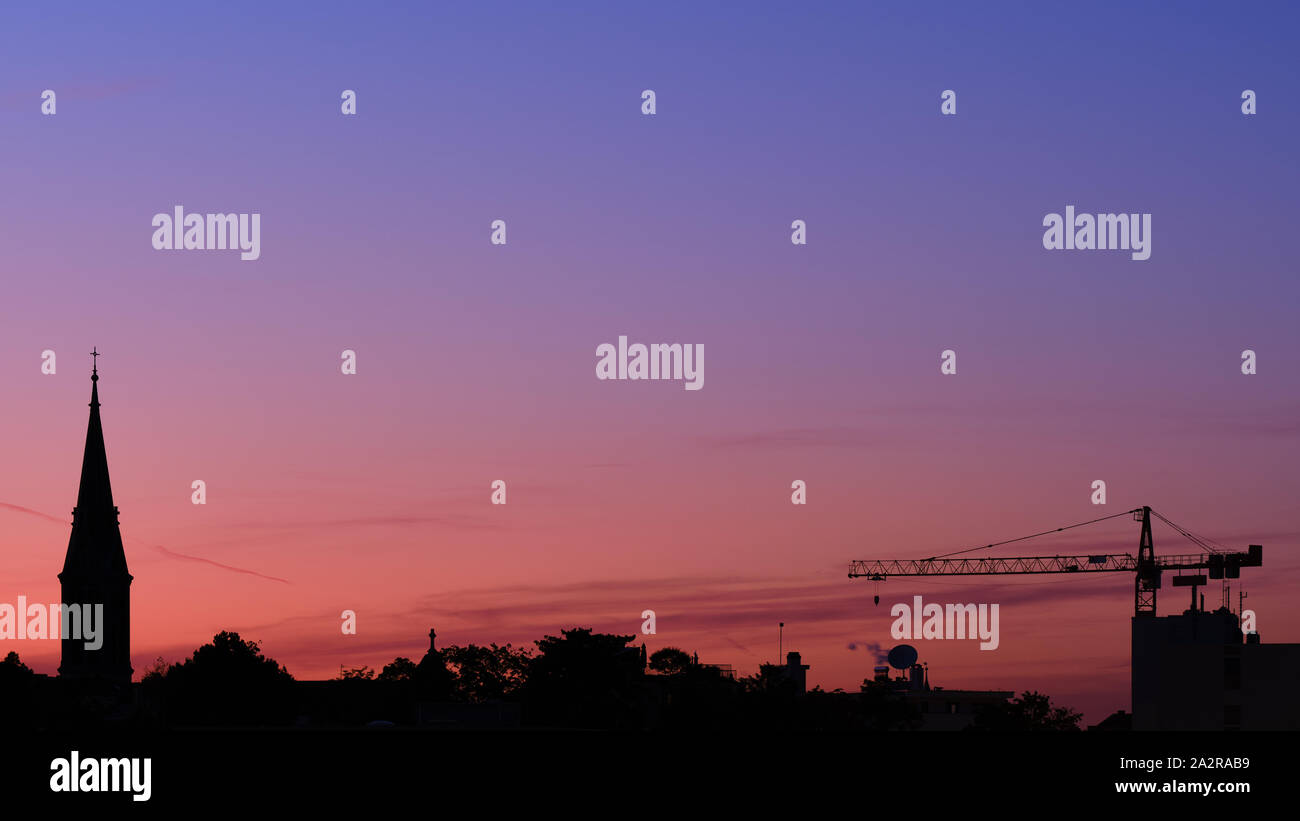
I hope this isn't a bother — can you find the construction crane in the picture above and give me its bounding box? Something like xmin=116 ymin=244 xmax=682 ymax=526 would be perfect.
xmin=848 ymin=506 xmax=1262 ymax=617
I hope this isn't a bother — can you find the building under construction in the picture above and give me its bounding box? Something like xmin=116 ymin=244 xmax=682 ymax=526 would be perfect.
xmin=1133 ymin=604 xmax=1300 ymax=730
xmin=852 ymin=506 xmax=1300 ymax=730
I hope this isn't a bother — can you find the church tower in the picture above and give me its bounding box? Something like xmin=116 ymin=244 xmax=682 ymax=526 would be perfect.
xmin=58 ymin=350 xmax=133 ymax=684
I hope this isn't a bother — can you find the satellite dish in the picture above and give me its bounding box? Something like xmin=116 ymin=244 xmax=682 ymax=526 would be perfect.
xmin=887 ymin=644 xmax=918 ymax=670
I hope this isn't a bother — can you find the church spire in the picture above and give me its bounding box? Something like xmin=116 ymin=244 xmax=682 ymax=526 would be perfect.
xmin=59 ymin=351 xmax=132 ymax=684
xmin=72 ymin=348 xmax=117 ymax=524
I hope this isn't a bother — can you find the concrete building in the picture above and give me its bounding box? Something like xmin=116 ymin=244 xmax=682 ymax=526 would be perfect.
xmin=1132 ymin=606 xmax=1300 ymax=730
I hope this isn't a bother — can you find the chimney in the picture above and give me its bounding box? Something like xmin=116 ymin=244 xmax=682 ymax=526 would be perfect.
xmin=785 ymin=651 xmax=810 ymax=694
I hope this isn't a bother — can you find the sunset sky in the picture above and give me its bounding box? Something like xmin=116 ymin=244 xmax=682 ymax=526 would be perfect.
xmin=1 ymin=2 xmax=1297 ymax=723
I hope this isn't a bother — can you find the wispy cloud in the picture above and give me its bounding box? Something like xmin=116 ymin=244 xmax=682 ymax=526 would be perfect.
xmin=151 ymin=544 xmax=290 ymax=585
xmin=721 ymin=635 xmax=751 ymax=654
xmin=403 ymin=573 xmax=1131 ymax=641
xmin=0 ymin=502 xmax=67 ymax=525
xmin=1 ymin=501 xmax=291 ymax=584
xmin=223 ymin=514 xmax=509 ymax=532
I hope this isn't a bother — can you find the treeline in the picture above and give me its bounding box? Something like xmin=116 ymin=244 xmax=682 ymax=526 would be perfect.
xmin=0 ymin=630 xmax=1082 ymax=731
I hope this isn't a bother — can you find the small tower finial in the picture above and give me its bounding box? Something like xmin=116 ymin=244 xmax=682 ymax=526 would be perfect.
xmin=90 ymin=347 xmax=100 ymax=381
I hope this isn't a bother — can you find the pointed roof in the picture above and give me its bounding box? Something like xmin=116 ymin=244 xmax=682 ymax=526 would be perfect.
xmin=60 ymin=357 xmax=130 ymax=579
xmin=76 ymin=367 xmax=114 ymax=511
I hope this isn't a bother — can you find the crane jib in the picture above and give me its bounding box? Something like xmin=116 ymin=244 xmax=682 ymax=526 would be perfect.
xmin=848 ymin=550 xmax=1260 ymax=578
xmin=847 ymin=509 xmax=1262 ymax=618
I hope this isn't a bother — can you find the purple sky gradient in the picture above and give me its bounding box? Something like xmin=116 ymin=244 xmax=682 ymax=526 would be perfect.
xmin=1 ymin=2 xmax=1297 ymax=722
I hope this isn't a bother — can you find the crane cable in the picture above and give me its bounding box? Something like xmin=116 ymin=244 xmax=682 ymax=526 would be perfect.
xmin=1150 ymin=510 xmax=1226 ymax=554
xmin=916 ymin=507 xmax=1232 ymax=563
xmin=929 ymin=508 xmax=1142 ymax=560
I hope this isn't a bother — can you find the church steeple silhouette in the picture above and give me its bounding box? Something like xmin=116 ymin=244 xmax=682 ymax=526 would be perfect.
xmin=58 ymin=349 xmax=133 ymax=684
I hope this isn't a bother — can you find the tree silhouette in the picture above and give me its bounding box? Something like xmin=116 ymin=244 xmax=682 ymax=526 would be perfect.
xmin=378 ymin=657 xmax=418 ymax=681
xmin=141 ymin=656 xmax=168 ymax=682
xmin=443 ymin=643 xmax=531 ymax=702
xmin=114 ymin=626 xmax=1089 ymax=731
xmin=338 ymin=665 xmax=375 ymax=680
xmin=969 ymin=690 xmax=1083 ymax=731
xmin=524 ymin=628 xmax=645 ymax=728
xmin=652 ymin=658 xmax=743 ymax=729
xmin=0 ymin=652 xmax=36 ymax=730
xmin=742 ymin=663 xmax=799 ymax=697
xmin=151 ymin=631 xmax=296 ymax=726
xmin=1 ymin=651 xmax=32 ymax=676
xmin=648 ymin=647 xmax=693 ymax=676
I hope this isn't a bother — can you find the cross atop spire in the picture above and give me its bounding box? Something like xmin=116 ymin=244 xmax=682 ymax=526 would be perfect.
xmin=90 ymin=347 xmax=99 ymax=381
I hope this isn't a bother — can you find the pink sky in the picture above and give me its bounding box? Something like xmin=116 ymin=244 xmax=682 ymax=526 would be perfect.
xmin=2 ymin=1 xmax=1298 ymax=726
xmin=2 ymin=360 xmax=1296 ymax=723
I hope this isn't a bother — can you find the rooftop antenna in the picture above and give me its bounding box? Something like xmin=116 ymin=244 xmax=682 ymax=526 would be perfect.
xmin=778 ymin=622 xmax=784 ymax=663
